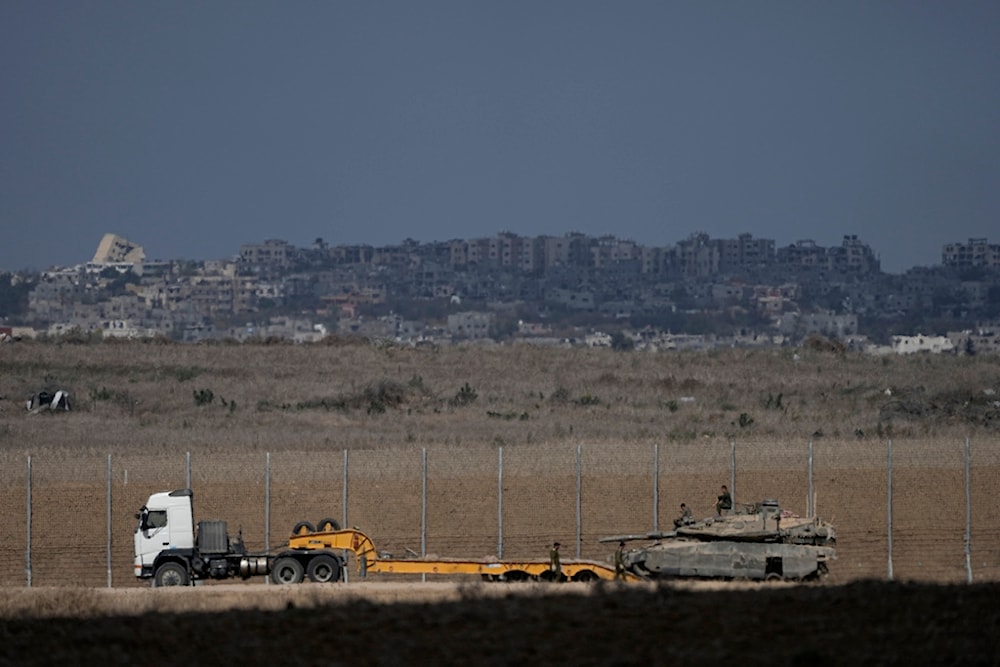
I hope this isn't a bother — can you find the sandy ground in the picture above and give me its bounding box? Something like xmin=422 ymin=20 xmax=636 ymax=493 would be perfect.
xmin=1 ymin=580 xmax=997 ymax=665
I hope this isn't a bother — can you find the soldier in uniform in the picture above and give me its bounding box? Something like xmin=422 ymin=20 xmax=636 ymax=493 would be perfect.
xmin=674 ymin=502 xmax=694 ymax=528
xmin=715 ymin=485 xmax=733 ymax=516
xmin=614 ymin=541 xmax=627 ymax=581
xmin=549 ymin=541 xmax=562 ymax=580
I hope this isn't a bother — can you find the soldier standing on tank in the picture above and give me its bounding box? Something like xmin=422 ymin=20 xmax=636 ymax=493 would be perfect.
xmin=614 ymin=541 xmax=627 ymax=581
xmin=549 ymin=541 xmax=562 ymax=581
xmin=715 ymin=485 xmax=733 ymax=516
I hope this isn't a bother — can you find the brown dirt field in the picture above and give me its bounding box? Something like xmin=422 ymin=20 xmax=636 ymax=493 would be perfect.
xmin=0 ymin=581 xmax=997 ymax=665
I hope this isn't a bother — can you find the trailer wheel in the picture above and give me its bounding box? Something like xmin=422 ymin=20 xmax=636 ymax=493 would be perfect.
xmin=291 ymin=521 xmax=316 ymax=536
xmin=572 ymin=570 xmax=598 ymax=582
xmin=154 ymin=562 xmax=189 ymax=587
xmin=316 ymin=518 xmax=341 ymax=532
xmin=271 ymin=557 xmax=305 ymax=584
xmin=306 ymin=554 xmax=341 ymax=583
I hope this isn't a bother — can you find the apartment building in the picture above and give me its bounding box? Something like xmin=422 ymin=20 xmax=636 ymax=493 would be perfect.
xmin=942 ymin=238 xmax=1000 ymax=270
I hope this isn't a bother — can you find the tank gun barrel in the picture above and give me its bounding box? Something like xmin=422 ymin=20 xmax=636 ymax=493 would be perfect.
xmin=599 ymin=531 xmax=674 ymax=544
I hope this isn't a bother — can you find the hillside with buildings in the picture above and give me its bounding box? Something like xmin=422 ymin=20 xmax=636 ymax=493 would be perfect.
xmin=1 ymin=232 xmax=999 ymax=354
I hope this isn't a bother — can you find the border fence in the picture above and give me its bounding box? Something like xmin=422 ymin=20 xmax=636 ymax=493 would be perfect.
xmin=1 ymin=438 xmax=998 ymax=587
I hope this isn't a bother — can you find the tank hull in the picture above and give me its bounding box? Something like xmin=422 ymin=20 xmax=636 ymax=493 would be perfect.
xmin=626 ymin=539 xmax=835 ymax=581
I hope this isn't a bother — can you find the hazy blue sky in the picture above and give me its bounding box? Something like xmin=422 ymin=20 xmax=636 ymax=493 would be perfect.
xmin=3 ymin=2 xmax=998 ymax=274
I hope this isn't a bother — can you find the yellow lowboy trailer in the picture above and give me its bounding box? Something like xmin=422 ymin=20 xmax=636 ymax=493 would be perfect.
xmin=135 ymin=489 xmax=637 ymax=587
xmin=286 ymin=527 xmax=640 ymax=583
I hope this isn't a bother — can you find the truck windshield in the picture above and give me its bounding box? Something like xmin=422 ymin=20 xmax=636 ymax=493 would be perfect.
xmin=136 ymin=509 xmax=167 ymax=532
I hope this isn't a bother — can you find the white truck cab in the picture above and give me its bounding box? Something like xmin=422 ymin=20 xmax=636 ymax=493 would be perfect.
xmin=134 ymin=487 xmax=340 ymax=586
xmin=133 ymin=489 xmax=195 ymax=580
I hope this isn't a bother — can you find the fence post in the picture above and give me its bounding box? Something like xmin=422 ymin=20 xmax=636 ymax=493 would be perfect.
xmin=964 ymin=437 xmax=972 ymax=584
xmin=342 ymin=449 xmax=349 ymax=530
xmin=653 ymin=443 xmax=660 ymax=533
xmin=26 ymin=455 xmax=32 ymax=587
xmin=576 ymin=445 xmax=582 ymax=559
xmin=808 ymin=441 xmax=814 ymax=518
xmin=185 ymin=451 xmax=191 ymax=489
xmin=107 ymin=453 xmax=112 ymax=588
xmin=887 ymin=438 xmax=894 ymax=581
xmin=265 ymin=452 xmax=271 ymax=564
xmin=421 ymin=448 xmax=427 ymax=583
xmin=343 ymin=448 xmax=349 ymax=583
xmin=498 ymin=446 xmax=504 ymax=559
xmin=729 ymin=441 xmax=736 ymax=507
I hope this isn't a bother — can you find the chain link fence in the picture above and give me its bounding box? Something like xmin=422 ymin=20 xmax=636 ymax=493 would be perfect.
xmin=1 ymin=438 xmax=997 ymax=587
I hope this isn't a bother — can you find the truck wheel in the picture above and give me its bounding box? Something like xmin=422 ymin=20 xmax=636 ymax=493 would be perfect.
xmin=271 ymin=557 xmax=305 ymax=584
xmin=292 ymin=521 xmax=315 ymax=536
xmin=316 ymin=517 xmax=341 ymax=532
xmin=306 ymin=554 xmax=341 ymax=583
xmin=154 ymin=562 xmax=189 ymax=587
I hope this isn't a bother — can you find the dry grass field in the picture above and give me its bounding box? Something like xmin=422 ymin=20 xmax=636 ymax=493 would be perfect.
xmin=2 ymin=336 xmax=999 ymax=449
xmin=1 ymin=339 xmax=999 ymax=664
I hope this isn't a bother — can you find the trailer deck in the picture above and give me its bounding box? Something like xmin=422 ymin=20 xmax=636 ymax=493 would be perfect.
xmin=286 ymin=527 xmax=640 ymax=582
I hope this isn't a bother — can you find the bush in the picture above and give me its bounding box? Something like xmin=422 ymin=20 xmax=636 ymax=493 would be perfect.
xmin=451 ymin=382 xmax=478 ymax=407
xmin=193 ymin=388 xmax=215 ymax=406
xmin=549 ymin=387 xmax=571 ymax=404
xmin=90 ymin=386 xmax=135 ymax=411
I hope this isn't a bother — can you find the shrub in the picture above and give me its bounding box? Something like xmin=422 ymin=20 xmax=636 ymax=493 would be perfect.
xmin=451 ymin=382 xmax=478 ymax=407
xmin=171 ymin=366 xmax=203 ymax=382
xmin=89 ymin=386 xmax=135 ymax=412
xmin=549 ymin=386 xmax=571 ymax=404
xmin=193 ymin=388 xmax=215 ymax=406
xmin=610 ymin=331 xmax=634 ymax=351
xmin=364 ymin=379 xmax=407 ymax=412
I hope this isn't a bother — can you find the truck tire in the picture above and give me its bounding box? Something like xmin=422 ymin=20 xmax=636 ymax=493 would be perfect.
xmin=271 ymin=557 xmax=305 ymax=584
xmin=291 ymin=521 xmax=315 ymax=536
xmin=154 ymin=562 xmax=189 ymax=587
xmin=306 ymin=554 xmax=341 ymax=583
xmin=316 ymin=517 xmax=341 ymax=532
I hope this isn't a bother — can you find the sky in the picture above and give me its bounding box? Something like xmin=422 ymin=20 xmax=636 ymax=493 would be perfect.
xmin=2 ymin=2 xmax=998 ymax=275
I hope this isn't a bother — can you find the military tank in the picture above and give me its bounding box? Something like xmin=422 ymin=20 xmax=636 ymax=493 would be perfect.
xmin=601 ymin=499 xmax=836 ymax=581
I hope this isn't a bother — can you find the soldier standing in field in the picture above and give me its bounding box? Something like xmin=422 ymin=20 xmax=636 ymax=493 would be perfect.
xmin=549 ymin=541 xmax=562 ymax=581
xmin=614 ymin=541 xmax=627 ymax=581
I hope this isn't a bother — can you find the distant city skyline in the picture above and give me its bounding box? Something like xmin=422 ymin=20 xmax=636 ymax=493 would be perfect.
xmin=10 ymin=227 xmax=993 ymax=275
xmin=3 ymin=3 xmax=998 ymax=274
